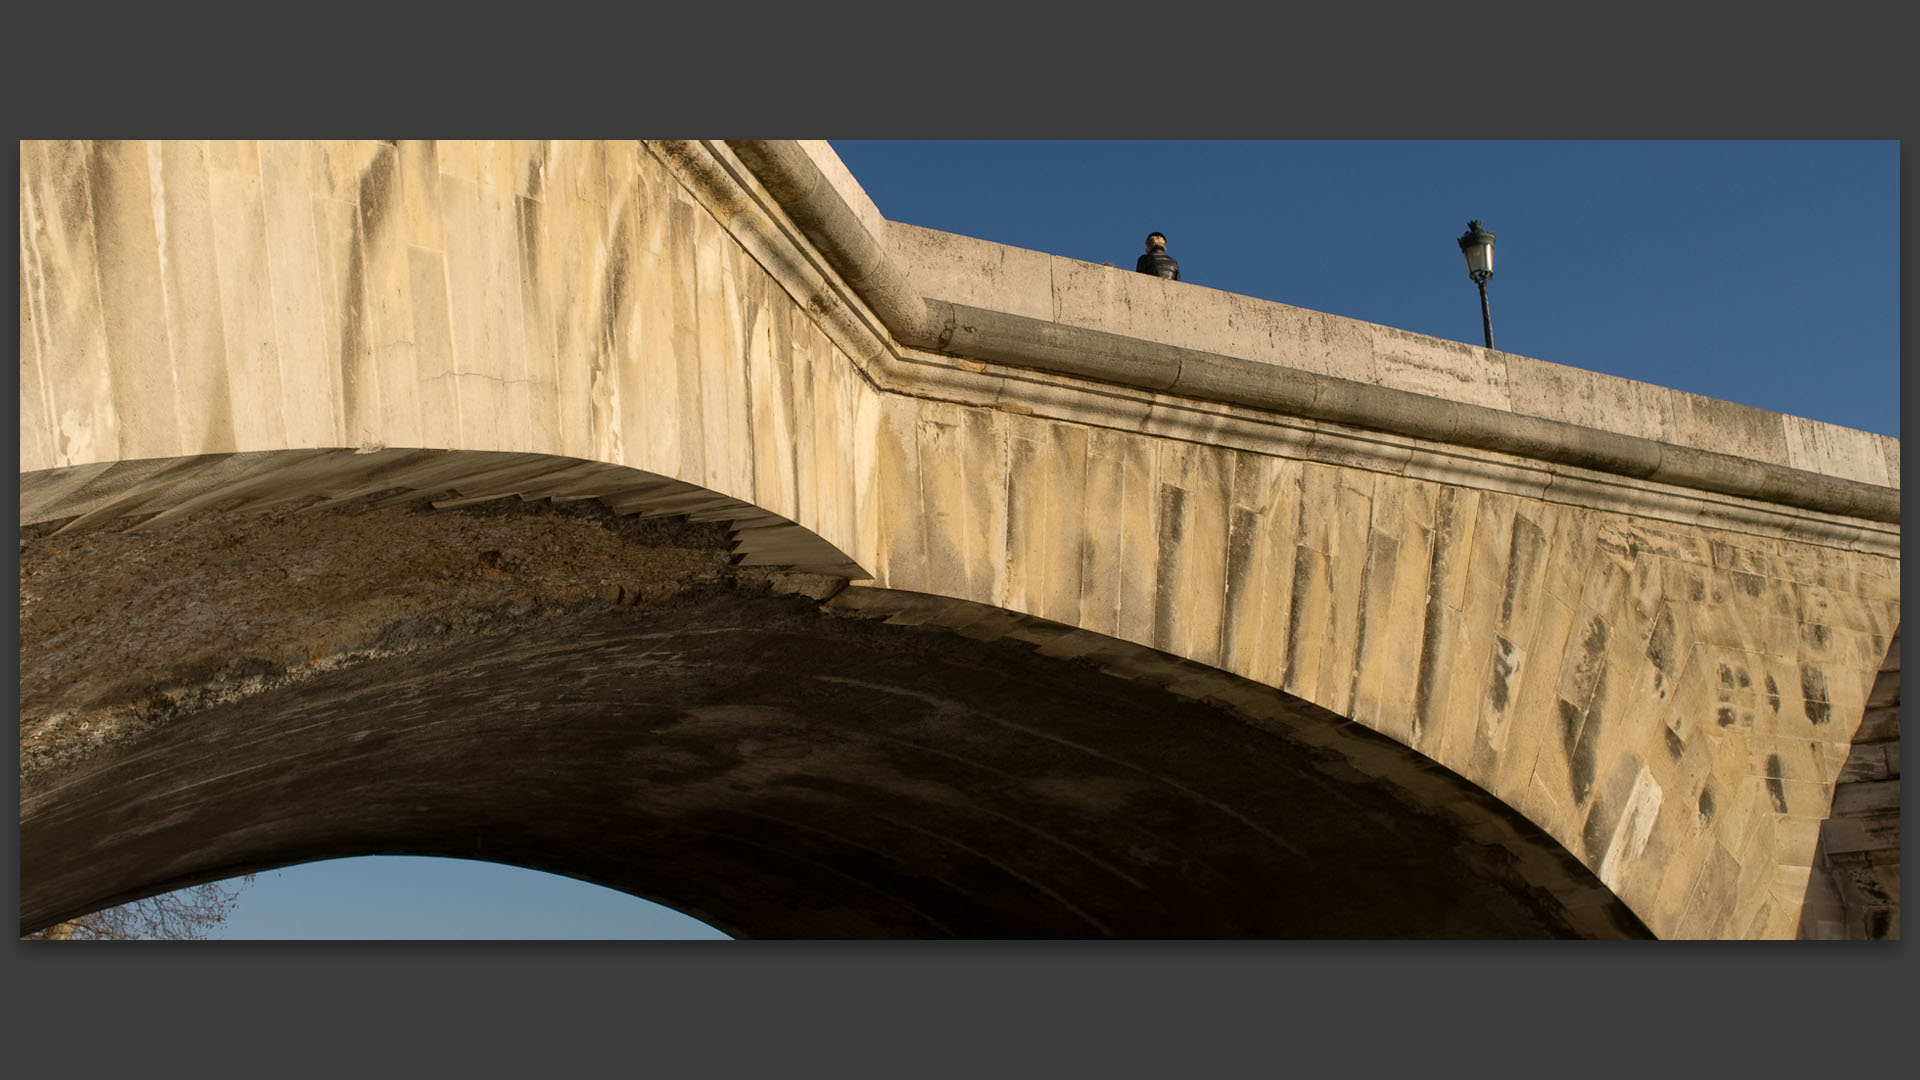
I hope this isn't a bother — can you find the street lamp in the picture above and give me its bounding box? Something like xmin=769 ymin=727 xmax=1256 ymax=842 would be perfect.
xmin=1457 ymin=220 xmax=1496 ymax=350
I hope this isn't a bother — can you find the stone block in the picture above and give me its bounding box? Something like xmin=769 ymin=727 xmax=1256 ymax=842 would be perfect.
xmin=22 ymin=142 xmax=121 ymax=467
xmin=1707 ymin=772 xmax=1767 ymax=870
xmin=693 ymin=206 xmax=757 ymax=499
xmin=1517 ymin=769 xmax=1581 ymax=856
xmin=1346 ymin=486 xmax=1411 ymax=736
xmin=739 ymin=296 xmax=789 ymax=514
xmin=303 ymin=141 xmax=383 ymax=204
xmin=654 ymin=197 xmax=708 ymax=477
xmin=1666 ymin=391 xmax=1789 ymax=468
xmin=1782 ymin=414 xmax=1890 ymax=486
xmin=1157 ymin=286 xmax=1270 ymax=369
xmin=1002 ymin=412 xmax=1090 ymax=629
xmin=1313 ymin=469 xmax=1374 ymax=718
xmin=258 ymin=139 xmax=340 ymax=450
xmin=207 ymin=155 xmax=291 ymax=452
xmin=913 ymin=407 xmax=972 ymax=602
xmin=1149 ymin=441 xmax=1232 ymax=667
xmin=1277 ymin=305 xmax=1377 ymax=383
xmin=889 ymin=222 xmax=1055 ymax=322
xmin=1215 ymin=453 xmax=1286 ymax=682
xmin=78 ymin=143 xmax=179 ymax=461
xmin=811 ymin=335 xmax=860 ymax=557
xmin=405 ymin=246 xmax=459 ymax=450
xmin=396 ymin=140 xmax=445 ymax=252
xmin=871 ymin=396 xmax=929 ymax=593
xmin=1594 ymin=762 xmax=1665 ymax=896
xmin=1049 ymin=256 xmax=1172 ymax=344
xmin=19 ymin=246 xmax=54 ymax=470
xmin=1767 ymin=816 xmax=1825 ymax=873
xmin=207 ymin=139 xmax=258 ymax=174
xmin=1830 ymin=778 xmax=1899 ymax=815
xmin=332 ymin=144 xmax=418 ymax=451
xmin=783 ymin=313 xmax=832 ymax=538
xmin=1110 ymin=433 xmax=1163 ymax=651
xmin=1369 ymin=325 xmax=1510 ymax=411
xmin=546 ymin=164 xmax=616 ymax=461
xmin=1491 ymin=598 xmax=1581 ymax=809
xmin=1643 ymin=810 xmax=1716 ymax=933
xmin=1505 ymin=356 xmax=1672 ymax=444
xmin=1204 ymin=292 xmax=1295 ymax=370
xmin=309 ymin=192 xmax=376 ymax=446
xmin=476 ymin=140 xmax=523 ymax=194
xmin=149 ymin=141 xmax=241 ymax=457
xmin=1360 ymin=480 xmax=1441 ymax=750
xmin=1827 ymin=740 xmax=1885 ymax=786
xmin=1075 ymin=426 xmax=1144 ymax=630
xmin=1234 ymin=456 xmax=1306 ymax=692
xmin=513 ymin=193 xmax=563 ymax=458
xmin=1438 ymin=490 xmax=1519 ymax=769
xmin=846 ymin=377 xmax=885 ymax=574
xmin=1671 ymin=838 xmax=1743 ymax=939
xmin=1817 ymin=809 xmax=1899 ymax=855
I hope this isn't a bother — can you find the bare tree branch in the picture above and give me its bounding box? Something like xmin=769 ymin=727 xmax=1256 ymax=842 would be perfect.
xmin=25 ymin=876 xmax=256 ymax=941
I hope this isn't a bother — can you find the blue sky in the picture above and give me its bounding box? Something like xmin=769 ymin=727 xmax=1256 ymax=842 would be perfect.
xmin=164 ymin=140 xmax=1900 ymax=939
xmin=215 ymin=856 xmax=727 ymax=940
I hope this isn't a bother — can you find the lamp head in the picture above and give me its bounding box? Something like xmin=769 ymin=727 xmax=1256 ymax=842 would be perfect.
xmin=1457 ymin=220 xmax=1496 ymax=282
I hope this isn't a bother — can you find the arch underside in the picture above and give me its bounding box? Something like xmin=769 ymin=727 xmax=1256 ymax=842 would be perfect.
xmin=19 ymin=488 xmax=1649 ymax=939
xmin=19 ymin=140 xmax=1896 ymax=940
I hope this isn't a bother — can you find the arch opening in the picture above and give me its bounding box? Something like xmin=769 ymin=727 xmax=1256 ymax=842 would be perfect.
xmin=21 ymin=478 xmax=1650 ymax=939
xmin=61 ymin=856 xmax=734 ymax=940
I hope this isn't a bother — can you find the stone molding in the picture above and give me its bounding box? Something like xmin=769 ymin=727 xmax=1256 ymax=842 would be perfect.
xmin=884 ymin=345 xmax=1898 ymax=557
xmin=714 ymin=139 xmax=1899 ymax=530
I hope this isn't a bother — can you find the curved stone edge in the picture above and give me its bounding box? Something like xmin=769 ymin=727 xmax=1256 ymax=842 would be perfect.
xmin=19 ymin=448 xmax=868 ymax=578
xmin=721 ymin=140 xmax=1899 ymax=527
xmin=825 ymin=584 xmax=1655 ymax=940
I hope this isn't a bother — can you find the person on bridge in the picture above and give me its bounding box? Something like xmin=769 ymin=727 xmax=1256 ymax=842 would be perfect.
xmin=1136 ymin=232 xmax=1180 ymax=280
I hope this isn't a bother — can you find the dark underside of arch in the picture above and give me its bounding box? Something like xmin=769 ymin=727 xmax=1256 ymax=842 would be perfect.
xmin=20 ymin=497 xmax=1652 ymax=939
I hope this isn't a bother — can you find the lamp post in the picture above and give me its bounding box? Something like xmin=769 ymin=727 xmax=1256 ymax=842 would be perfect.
xmin=1457 ymin=220 xmax=1496 ymax=350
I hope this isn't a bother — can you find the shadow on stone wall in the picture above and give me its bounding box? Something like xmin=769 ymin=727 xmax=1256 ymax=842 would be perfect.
xmin=1797 ymin=630 xmax=1901 ymax=939
xmin=21 ymin=493 xmax=1650 ymax=939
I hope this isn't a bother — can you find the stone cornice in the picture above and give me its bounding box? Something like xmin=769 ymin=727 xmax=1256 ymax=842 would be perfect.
xmin=886 ymin=344 xmax=1898 ymax=556
xmin=715 ymin=139 xmax=1899 ymax=533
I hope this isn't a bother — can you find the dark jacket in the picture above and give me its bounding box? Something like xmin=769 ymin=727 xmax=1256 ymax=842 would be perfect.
xmin=1136 ymin=249 xmax=1180 ymax=280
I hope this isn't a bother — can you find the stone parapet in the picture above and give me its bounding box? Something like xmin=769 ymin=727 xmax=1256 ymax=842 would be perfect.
xmin=886 ymin=222 xmax=1899 ymax=492
xmin=744 ymin=141 xmax=1898 ymax=512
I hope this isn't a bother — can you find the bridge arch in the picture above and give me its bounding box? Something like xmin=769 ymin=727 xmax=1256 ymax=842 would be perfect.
xmin=20 ymin=140 xmax=1898 ymax=937
xmin=860 ymin=384 xmax=1899 ymax=939
xmin=21 ymin=472 xmax=1650 ymax=938
xmin=743 ymin=141 xmax=1900 ymax=939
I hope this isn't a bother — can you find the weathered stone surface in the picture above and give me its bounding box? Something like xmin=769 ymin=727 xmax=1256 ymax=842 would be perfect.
xmin=886 ymin=214 xmax=1891 ymax=489
xmin=16 ymin=140 xmax=1899 ymax=939
xmin=21 ymin=497 xmax=1649 ymax=940
xmin=1799 ymin=629 xmax=1900 ymax=938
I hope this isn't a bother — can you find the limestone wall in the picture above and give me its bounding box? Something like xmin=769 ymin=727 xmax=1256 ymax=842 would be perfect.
xmin=863 ymin=379 xmax=1899 ymax=937
xmin=791 ymin=139 xmax=1901 ymax=938
xmin=19 ymin=139 xmax=877 ymax=575
xmin=18 ymin=139 xmax=1901 ymax=938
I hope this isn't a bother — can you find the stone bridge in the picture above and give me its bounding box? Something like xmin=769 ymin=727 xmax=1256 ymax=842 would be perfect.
xmin=18 ymin=140 xmax=1900 ymax=938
